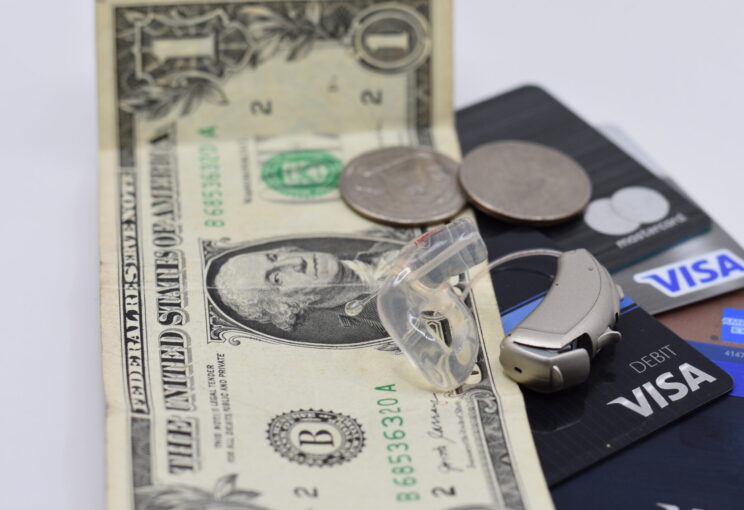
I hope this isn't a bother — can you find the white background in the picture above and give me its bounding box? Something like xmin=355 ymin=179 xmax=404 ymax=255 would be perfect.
xmin=0 ymin=1 xmax=742 ymax=508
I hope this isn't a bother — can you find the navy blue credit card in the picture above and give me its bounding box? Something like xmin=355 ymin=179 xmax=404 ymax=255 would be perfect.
xmin=482 ymin=228 xmax=733 ymax=485
xmin=552 ymin=290 xmax=744 ymax=509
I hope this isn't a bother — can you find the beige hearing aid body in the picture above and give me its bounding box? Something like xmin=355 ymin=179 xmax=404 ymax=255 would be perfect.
xmin=499 ymin=249 xmax=624 ymax=393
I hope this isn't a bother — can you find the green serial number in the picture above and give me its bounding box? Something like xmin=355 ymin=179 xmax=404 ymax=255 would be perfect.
xmin=198 ymin=143 xmax=225 ymax=228
xmin=375 ymin=384 xmax=420 ymax=503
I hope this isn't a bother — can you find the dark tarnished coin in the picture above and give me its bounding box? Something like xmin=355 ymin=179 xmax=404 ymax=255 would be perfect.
xmin=340 ymin=146 xmax=466 ymax=226
xmin=459 ymin=141 xmax=592 ymax=225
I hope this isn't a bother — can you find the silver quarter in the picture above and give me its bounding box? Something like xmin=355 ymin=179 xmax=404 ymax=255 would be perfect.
xmin=459 ymin=141 xmax=592 ymax=225
xmin=340 ymin=146 xmax=466 ymax=226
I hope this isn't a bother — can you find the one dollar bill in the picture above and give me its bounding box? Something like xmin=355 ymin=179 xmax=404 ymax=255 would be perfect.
xmin=96 ymin=1 xmax=553 ymax=508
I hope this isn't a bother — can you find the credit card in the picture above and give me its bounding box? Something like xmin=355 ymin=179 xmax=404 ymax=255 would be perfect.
xmin=658 ymin=290 xmax=744 ymax=398
xmin=456 ymin=86 xmax=711 ymax=270
xmin=552 ymin=290 xmax=744 ymax=509
xmin=482 ymin=228 xmax=732 ymax=485
xmin=613 ymin=219 xmax=744 ymax=315
xmin=597 ymin=125 xmax=744 ymax=315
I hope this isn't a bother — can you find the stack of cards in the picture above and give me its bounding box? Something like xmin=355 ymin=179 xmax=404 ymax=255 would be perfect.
xmin=457 ymin=86 xmax=744 ymax=509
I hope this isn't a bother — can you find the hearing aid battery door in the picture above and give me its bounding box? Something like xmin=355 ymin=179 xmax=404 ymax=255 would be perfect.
xmin=377 ymin=218 xmax=488 ymax=390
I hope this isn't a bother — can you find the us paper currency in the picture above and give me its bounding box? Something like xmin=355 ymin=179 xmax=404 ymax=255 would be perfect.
xmin=97 ymin=1 xmax=553 ymax=508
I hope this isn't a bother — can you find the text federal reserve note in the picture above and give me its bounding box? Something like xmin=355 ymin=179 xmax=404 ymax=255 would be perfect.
xmin=97 ymin=1 xmax=553 ymax=508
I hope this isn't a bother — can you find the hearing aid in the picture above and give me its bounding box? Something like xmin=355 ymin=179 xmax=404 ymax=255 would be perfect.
xmin=376 ymin=217 xmax=623 ymax=393
xmin=498 ymin=248 xmax=624 ymax=393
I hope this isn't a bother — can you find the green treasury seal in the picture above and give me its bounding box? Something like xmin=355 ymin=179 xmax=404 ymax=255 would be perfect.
xmin=261 ymin=150 xmax=343 ymax=198
xmin=267 ymin=409 xmax=365 ymax=467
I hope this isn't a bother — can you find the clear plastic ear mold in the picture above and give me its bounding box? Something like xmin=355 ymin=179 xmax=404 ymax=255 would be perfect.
xmin=377 ymin=217 xmax=488 ymax=391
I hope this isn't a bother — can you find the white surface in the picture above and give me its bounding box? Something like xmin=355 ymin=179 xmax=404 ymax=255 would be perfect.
xmin=0 ymin=1 xmax=742 ymax=508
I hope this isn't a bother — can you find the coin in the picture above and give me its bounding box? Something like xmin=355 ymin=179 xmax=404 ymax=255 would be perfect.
xmin=459 ymin=141 xmax=592 ymax=225
xmin=340 ymin=146 xmax=466 ymax=226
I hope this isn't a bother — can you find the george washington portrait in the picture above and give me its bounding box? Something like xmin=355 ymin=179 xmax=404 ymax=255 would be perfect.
xmin=204 ymin=234 xmax=407 ymax=346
